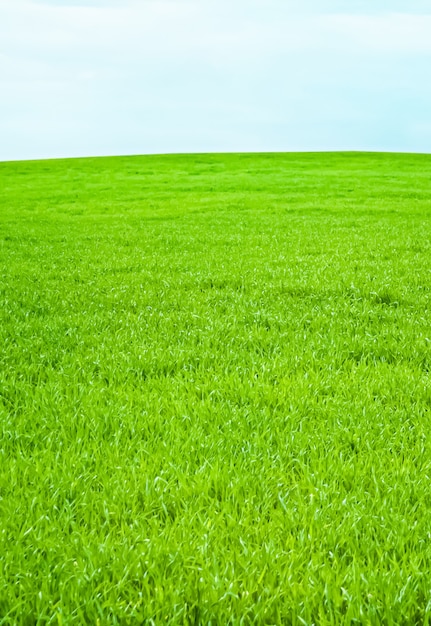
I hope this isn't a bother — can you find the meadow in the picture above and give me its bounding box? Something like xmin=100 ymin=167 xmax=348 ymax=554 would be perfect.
xmin=1 ymin=151 xmax=431 ymax=624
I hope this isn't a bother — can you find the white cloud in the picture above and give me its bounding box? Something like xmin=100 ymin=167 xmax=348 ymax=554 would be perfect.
xmin=3 ymin=2 xmax=431 ymax=68
xmin=326 ymin=14 xmax=431 ymax=54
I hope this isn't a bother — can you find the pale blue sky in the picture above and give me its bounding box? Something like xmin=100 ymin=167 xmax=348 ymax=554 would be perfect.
xmin=1 ymin=0 xmax=430 ymax=160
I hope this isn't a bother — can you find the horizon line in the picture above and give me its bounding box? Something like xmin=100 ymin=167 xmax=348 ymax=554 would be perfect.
xmin=2 ymin=148 xmax=431 ymax=165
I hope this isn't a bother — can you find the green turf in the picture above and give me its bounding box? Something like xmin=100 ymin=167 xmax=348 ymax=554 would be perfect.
xmin=1 ymin=152 xmax=431 ymax=624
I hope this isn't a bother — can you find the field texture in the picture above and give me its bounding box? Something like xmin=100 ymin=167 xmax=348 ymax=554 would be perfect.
xmin=1 ymin=152 xmax=431 ymax=624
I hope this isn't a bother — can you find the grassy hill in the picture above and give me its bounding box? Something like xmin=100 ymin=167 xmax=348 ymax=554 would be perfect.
xmin=1 ymin=152 xmax=431 ymax=623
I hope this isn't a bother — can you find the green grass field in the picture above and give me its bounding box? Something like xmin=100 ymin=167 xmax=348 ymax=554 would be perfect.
xmin=1 ymin=152 xmax=431 ymax=624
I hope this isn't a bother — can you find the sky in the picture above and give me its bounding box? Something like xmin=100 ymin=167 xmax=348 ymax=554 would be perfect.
xmin=1 ymin=0 xmax=431 ymax=161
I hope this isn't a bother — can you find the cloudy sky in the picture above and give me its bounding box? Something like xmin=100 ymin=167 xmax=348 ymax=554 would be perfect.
xmin=1 ymin=0 xmax=431 ymax=160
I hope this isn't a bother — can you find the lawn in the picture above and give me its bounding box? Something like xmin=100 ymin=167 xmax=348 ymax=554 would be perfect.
xmin=1 ymin=152 xmax=431 ymax=624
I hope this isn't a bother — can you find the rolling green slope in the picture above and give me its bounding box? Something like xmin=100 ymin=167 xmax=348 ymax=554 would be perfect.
xmin=1 ymin=152 xmax=431 ymax=624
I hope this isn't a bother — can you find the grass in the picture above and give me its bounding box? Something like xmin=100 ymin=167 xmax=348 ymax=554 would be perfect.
xmin=1 ymin=151 xmax=431 ymax=624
